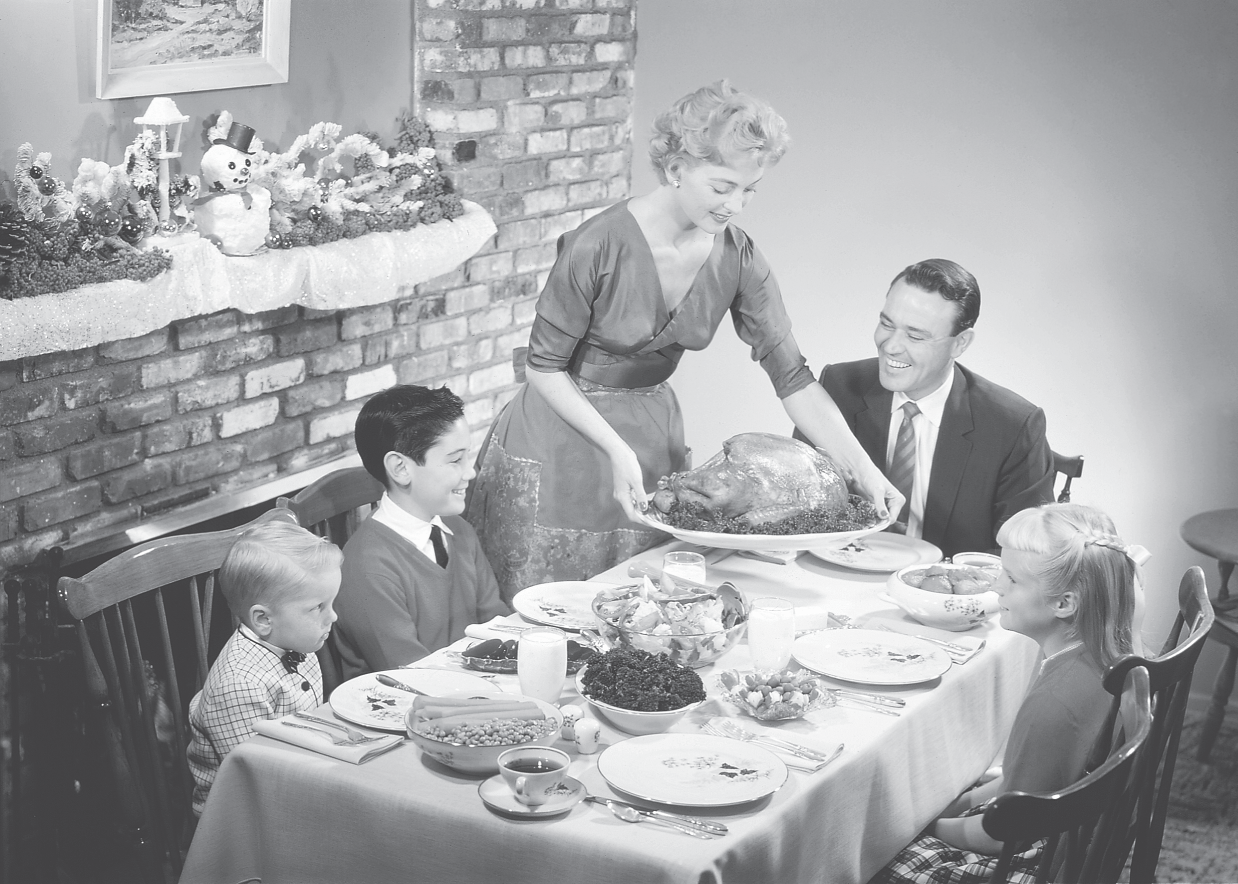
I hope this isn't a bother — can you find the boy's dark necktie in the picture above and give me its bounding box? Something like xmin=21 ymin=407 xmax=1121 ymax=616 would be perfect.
xmin=888 ymin=401 xmax=920 ymax=524
xmin=430 ymin=525 xmax=449 ymax=568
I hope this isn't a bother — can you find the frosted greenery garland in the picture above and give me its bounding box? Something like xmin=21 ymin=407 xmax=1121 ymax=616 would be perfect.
xmin=0 ymin=201 xmax=496 ymax=362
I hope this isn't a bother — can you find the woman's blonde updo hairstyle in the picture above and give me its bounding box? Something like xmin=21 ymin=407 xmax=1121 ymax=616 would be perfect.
xmin=649 ymin=80 xmax=790 ymax=184
xmin=996 ymin=503 xmax=1139 ymax=669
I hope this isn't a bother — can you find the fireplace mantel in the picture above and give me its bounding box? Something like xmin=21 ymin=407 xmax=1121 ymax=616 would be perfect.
xmin=0 ymin=201 xmax=496 ymax=362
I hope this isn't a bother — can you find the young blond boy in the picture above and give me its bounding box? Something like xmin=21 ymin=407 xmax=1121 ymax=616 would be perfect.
xmin=187 ymin=520 xmax=342 ymax=815
xmin=332 ymin=385 xmax=509 ymax=678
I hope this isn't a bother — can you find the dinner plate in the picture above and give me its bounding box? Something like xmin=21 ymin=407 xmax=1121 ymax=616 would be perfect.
xmin=329 ymin=669 xmax=495 ymax=731
xmin=478 ymin=774 xmax=585 ymax=818
xmin=807 ymin=533 xmax=942 ymax=573
xmin=635 ymin=511 xmax=892 ymax=552
xmin=512 ymin=581 xmax=610 ymax=630
xmin=597 ymin=733 xmax=788 ymax=807
xmin=792 ymin=629 xmax=951 ymax=686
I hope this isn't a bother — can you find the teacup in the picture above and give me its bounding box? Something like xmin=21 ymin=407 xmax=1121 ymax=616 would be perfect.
xmin=497 ymin=746 xmax=570 ymax=806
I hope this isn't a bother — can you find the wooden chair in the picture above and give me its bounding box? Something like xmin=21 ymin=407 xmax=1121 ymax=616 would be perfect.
xmin=58 ymin=507 xmax=297 ymax=884
xmin=1051 ymin=450 xmax=1084 ymax=503
xmin=276 ymin=465 xmax=384 ymax=693
xmin=1099 ymin=566 xmax=1215 ymax=883
xmin=981 ymin=666 xmax=1152 ymax=884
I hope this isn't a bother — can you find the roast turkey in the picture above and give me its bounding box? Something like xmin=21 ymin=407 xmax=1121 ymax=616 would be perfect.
xmin=650 ymin=432 xmax=849 ymax=528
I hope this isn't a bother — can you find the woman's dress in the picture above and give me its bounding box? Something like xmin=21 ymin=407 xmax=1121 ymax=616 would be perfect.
xmin=465 ymin=201 xmax=815 ymax=598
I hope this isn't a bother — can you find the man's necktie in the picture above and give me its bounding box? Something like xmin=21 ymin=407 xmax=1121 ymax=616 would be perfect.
xmin=429 ymin=525 xmax=449 ymax=568
xmin=888 ymin=401 xmax=920 ymax=524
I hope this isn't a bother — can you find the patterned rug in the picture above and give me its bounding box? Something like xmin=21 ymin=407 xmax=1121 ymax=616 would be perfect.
xmin=1154 ymin=711 xmax=1238 ymax=884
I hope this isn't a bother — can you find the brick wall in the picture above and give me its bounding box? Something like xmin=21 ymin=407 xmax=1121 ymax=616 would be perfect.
xmin=0 ymin=0 xmax=636 ymax=575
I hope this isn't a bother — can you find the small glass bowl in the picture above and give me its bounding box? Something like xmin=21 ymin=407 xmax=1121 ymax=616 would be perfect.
xmin=715 ymin=668 xmax=829 ymax=721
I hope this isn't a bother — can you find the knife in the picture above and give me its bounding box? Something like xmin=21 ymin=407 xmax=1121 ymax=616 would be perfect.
xmin=599 ymin=796 xmax=728 ymax=834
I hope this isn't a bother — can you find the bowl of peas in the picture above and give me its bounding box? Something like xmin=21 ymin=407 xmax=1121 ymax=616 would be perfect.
xmin=405 ymin=691 xmax=565 ymax=775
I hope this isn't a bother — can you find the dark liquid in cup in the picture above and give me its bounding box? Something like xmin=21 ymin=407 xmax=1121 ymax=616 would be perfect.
xmin=504 ymin=758 xmax=563 ymax=774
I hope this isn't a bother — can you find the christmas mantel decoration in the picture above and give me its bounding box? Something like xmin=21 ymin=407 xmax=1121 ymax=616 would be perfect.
xmin=193 ymin=112 xmax=272 ymax=256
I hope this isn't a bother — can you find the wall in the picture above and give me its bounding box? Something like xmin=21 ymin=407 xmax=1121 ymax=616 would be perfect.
xmin=631 ymin=2 xmax=1238 ymax=683
xmin=0 ymin=0 xmax=636 ymax=574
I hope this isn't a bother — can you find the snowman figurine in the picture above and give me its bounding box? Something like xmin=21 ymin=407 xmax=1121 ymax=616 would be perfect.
xmin=193 ymin=120 xmax=271 ymax=256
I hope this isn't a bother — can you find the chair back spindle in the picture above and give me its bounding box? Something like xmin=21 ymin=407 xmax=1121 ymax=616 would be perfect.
xmin=59 ymin=507 xmax=297 ymax=884
xmin=1051 ymin=451 xmax=1085 ymax=503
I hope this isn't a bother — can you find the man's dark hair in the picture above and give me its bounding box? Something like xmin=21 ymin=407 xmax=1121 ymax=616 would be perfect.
xmin=891 ymin=258 xmax=981 ymax=335
xmin=355 ymin=385 xmax=465 ymax=487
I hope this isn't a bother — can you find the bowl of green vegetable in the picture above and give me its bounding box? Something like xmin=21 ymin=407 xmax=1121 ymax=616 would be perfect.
xmin=575 ymin=648 xmax=706 ymax=735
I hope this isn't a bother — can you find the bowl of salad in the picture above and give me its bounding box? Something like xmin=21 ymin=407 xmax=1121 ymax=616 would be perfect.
xmin=575 ymin=648 xmax=707 ymax=735
xmin=590 ymin=579 xmax=748 ymax=668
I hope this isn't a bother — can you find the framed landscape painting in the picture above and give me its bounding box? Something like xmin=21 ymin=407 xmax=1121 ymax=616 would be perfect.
xmin=96 ymin=0 xmax=290 ymax=99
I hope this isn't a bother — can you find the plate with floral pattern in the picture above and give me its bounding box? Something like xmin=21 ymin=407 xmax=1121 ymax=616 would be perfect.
xmin=330 ymin=669 xmax=494 ymax=731
xmin=791 ymin=629 xmax=951 ymax=686
xmin=512 ymin=581 xmax=618 ymax=631
xmin=597 ymin=733 xmax=788 ymax=807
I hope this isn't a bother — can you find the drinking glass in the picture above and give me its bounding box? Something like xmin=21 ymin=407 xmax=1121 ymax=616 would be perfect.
xmin=517 ymin=626 xmax=568 ymax=704
xmin=748 ymin=597 xmax=796 ymax=673
xmin=662 ymin=550 xmax=707 ymax=589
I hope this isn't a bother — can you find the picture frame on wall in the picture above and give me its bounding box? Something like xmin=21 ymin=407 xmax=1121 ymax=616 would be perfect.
xmin=96 ymin=0 xmax=290 ymax=100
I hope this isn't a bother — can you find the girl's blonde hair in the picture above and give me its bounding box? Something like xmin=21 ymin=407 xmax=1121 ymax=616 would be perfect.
xmin=648 ymin=80 xmax=790 ymax=183
xmin=997 ymin=503 xmax=1139 ymax=669
xmin=220 ymin=521 xmax=343 ymax=620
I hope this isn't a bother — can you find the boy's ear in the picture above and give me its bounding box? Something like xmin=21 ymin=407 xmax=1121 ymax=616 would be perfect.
xmin=1053 ymin=591 xmax=1080 ymax=621
xmin=249 ymin=604 xmax=274 ymax=637
xmin=383 ymin=451 xmax=414 ymax=488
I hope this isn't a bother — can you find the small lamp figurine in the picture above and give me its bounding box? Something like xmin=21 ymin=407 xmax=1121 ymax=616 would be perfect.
xmin=134 ymin=97 xmax=189 ymax=228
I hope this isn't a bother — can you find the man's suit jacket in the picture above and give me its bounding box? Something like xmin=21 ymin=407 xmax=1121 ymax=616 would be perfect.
xmin=813 ymin=359 xmax=1054 ymax=556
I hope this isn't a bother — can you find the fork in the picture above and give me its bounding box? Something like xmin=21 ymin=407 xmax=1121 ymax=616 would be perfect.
xmin=281 ymin=720 xmax=375 ymax=746
xmin=703 ymin=718 xmax=830 ymax=761
xmin=869 ymin=622 xmax=974 ymax=656
xmin=292 ymin=711 xmax=385 ymax=743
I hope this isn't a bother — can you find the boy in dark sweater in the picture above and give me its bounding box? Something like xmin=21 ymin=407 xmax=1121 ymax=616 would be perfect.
xmin=333 ymin=385 xmax=509 ymax=678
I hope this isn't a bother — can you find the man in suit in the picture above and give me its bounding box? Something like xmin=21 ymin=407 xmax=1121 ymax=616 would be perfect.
xmin=803 ymin=258 xmax=1054 ymax=555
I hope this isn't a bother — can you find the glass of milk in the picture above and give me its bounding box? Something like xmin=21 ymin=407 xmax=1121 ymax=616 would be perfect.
xmin=517 ymin=626 xmax=568 ymax=704
xmin=748 ymin=597 xmax=796 ymax=674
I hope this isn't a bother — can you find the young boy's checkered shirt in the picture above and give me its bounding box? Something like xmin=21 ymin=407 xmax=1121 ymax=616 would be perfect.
xmin=187 ymin=626 xmax=322 ymax=815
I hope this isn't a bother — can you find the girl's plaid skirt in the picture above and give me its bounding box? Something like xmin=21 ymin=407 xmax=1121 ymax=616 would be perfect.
xmin=869 ymin=835 xmax=1043 ymax=884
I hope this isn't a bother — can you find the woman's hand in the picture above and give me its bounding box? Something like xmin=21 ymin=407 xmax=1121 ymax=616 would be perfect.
xmin=850 ymin=458 xmax=905 ymax=524
xmin=610 ymin=446 xmax=650 ymax=524
xmin=782 ymin=384 xmax=903 ymax=521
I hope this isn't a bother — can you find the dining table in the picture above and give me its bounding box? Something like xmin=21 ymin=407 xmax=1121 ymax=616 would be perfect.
xmin=180 ymin=539 xmax=1040 ymax=884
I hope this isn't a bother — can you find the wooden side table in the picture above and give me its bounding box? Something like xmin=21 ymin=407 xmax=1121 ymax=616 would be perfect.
xmin=1180 ymin=508 xmax=1238 ymax=761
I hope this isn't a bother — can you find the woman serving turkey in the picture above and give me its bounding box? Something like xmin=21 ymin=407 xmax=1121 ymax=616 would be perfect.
xmin=467 ymin=80 xmax=902 ymax=599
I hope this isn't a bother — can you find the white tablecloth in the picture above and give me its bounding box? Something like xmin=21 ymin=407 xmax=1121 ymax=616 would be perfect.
xmin=180 ymin=542 xmax=1039 ymax=884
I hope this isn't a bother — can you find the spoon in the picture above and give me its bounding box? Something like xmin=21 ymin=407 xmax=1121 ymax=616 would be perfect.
xmin=375 ymin=673 xmax=429 ymax=696
xmin=584 ymin=796 xmax=719 ymax=839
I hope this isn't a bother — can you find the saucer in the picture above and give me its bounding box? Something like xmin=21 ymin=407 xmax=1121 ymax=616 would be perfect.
xmin=478 ymin=774 xmax=585 ymax=818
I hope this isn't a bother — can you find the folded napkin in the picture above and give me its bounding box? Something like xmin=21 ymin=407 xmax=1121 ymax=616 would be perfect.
xmin=253 ymin=715 xmax=403 ymax=763
xmin=464 ymin=614 xmax=532 ymax=641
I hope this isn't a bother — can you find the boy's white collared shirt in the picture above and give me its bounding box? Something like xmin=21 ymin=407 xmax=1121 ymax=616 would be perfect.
xmin=885 ymin=369 xmax=955 ymax=538
xmin=371 ymin=492 xmax=453 ymax=564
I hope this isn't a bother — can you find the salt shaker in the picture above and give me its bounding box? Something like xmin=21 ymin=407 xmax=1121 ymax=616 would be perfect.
xmin=560 ymin=704 xmax=583 ymax=740
xmin=573 ymin=718 xmax=601 ymax=754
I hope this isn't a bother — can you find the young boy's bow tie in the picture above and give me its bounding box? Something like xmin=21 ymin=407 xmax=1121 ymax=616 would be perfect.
xmin=281 ymin=650 xmax=307 ymax=674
